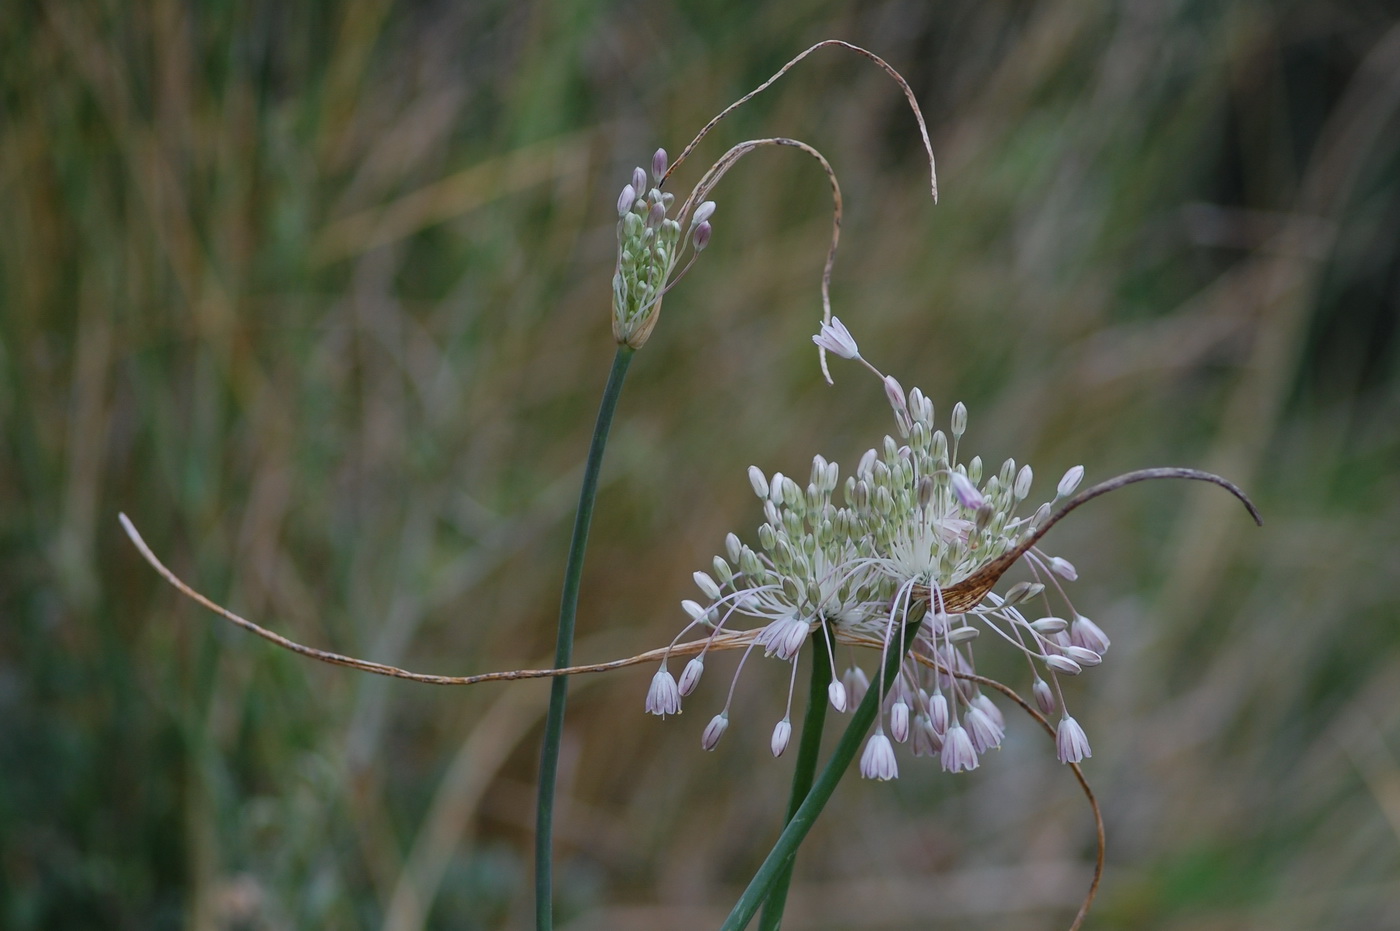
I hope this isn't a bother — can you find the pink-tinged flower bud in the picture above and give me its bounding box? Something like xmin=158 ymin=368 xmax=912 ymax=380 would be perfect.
xmin=1032 ymin=677 xmax=1057 ymax=715
xmin=1031 ymin=616 xmax=1068 ymax=634
xmin=616 ymin=183 xmax=637 ymax=217
xmin=646 ymin=667 xmax=681 ymax=716
xmin=928 ymin=692 xmax=949 ymax=734
xmin=692 ymin=200 xmax=716 ymax=224
xmin=1057 ymin=465 xmax=1085 ymax=498
xmin=646 ymin=201 xmax=665 ymax=229
xmin=1048 ymin=556 xmax=1078 ymax=581
xmin=890 ymin=700 xmax=911 ymax=743
xmin=1064 ymin=645 xmax=1102 ymax=667
xmin=651 ymin=147 xmax=668 ymax=181
xmin=1070 ymin=614 xmax=1111 ymax=654
xmin=631 ymin=166 xmax=647 ymax=197
xmin=701 ymin=712 xmax=729 ymax=750
xmin=940 ymin=723 xmax=979 ymax=772
xmin=1056 ymin=715 xmax=1092 ymax=763
xmin=1044 ymin=655 xmax=1083 ymax=676
xmin=812 ymin=316 xmax=861 ymax=360
xmin=860 ymin=732 xmax=899 ymax=780
xmin=951 ymin=472 xmax=984 ymax=509
xmin=771 ymin=719 xmax=792 ymax=757
xmin=828 ymin=679 xmax=848 ymax=712
xmin=691 ymin=220 xmax=712 ymax=251
xmin=884 ymin=376 xmax=912 ymax=435
xmin=678 ymin=657 xmax=704 ymax=696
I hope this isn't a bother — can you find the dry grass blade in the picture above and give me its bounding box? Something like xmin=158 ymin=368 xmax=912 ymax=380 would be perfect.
xmin=120 ymin=512 xmax=757 ymax=683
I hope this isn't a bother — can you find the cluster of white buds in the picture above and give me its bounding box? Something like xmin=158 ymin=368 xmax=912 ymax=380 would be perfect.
xmin=612 ymin=148 xmax=716 ymax=349
xmin=646 ymin=318 xmax=1109 ymax=779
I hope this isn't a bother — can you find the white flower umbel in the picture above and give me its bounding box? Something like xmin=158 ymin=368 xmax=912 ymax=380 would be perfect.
xmin=643 ymin=317 xmax=1262 ymax=780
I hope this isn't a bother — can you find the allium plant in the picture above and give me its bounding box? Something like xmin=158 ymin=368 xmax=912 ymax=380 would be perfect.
xmin=120 ymin=40 xmax=1260 ymax=931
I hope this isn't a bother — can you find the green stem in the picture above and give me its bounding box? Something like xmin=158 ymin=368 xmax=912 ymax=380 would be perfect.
xmin=757 ymin=630 xmax=833 ymax=930
xmin=535 ymin=346 xmax=634 ymax=931
xmin=722 ymin=608 xmax=924 ymax=931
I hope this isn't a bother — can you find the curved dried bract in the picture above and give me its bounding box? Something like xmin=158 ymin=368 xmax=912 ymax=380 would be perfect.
xmin=921 ymin=467 xmax=1263 ymax=608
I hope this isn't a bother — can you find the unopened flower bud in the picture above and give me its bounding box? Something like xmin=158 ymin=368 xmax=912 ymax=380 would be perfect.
xmin=678 ymin=657 xmax=704 ymax=696
xmin=890 ymin=700 xmax=911 ymax=743
xmin=951 ymin=401 xmax=968 ymax=438
xmin=828 ymin=679 xmax=848 ymax=712
xmin=1064 ymin=645 xmax=1103 ymax=666
xmin=701 ymin=712 xmax=728 ymax=750
xmin=692 ymin=221 xmax=712 ymax=251
xmin=617 ymin=183 xmax=637 ymax=216
xmin=1049 ymin=556 xmax=1078 ymax=581
xmin=646 ymin=201 xmax=665 ymax=229
xmin=771 ymin=719 xmax=792 ymax=757
xmin=1032 ymin=677 xmax=1057 ymax=714
xmin=1014 ymin=464 xmax=1033 ymax=500
xmin=650 ymin=147 xmax=668 ymax=181
xmin=747 ymin=466 xmax=768 ymax=499
xmin=1057 ymin=465 xmax=1085 ymax=498
xmin=1044 ymin=655 xmax=1083 ymax=676
xmin=692 ymin=200 xmax=716 ymax=224
xmin=631 ymin=166 xmax=647 ymax=197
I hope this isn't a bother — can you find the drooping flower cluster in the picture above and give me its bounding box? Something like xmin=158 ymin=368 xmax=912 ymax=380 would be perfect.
xmin=646 ymin=318 xmax=1111 ymax=779
xmin=612 ymin=148 xmax=716 ymax=349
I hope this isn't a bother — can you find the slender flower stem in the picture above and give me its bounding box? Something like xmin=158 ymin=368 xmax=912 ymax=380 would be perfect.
xmin=535 ymin=346 xmax=635 ymax=931
xmin=757 ymin=627 xmax=833 ymax=930
xmin=723 ymin=606 xmax=925 ymax=931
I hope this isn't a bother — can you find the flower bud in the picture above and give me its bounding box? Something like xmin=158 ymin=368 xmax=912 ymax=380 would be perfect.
xmin=616 ymin=183 xmax=637 ymax=216
xmin=692 ymin=200 xmax=716 ymax=224
xmin=1057 ymin=465 xmax=1085 ymax=498
xmin=691 ymin=221 xmax=711 ymax=251
xmin=650 ymin=147 xmax=668 ymax=181
xmin=678 ymin=657 xmax=704 ymax=696
xmin=771 ymin=719 xmax=792 ymax=757
xmin=701 ymin=712 xmax=728 ymax=750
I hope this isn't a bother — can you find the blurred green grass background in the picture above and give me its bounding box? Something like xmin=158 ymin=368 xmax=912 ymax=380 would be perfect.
xmin=3 ymin=1 xmax=1398 ymax=928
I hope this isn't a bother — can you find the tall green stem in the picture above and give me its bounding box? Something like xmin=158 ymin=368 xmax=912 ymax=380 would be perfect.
xmin=722 ymin=610 xmax=923 ymax=931
xmin=757 ymin=630 xmax=832 ymax=930
xmin=535 ymin=346 xmax=634 ymax=930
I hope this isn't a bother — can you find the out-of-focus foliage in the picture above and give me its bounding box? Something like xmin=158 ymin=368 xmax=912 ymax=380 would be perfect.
xmin=2 ymin=1 xmax=1397 ymax=928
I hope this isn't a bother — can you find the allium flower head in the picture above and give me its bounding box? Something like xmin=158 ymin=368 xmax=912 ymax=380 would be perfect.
xmin=644 ymin=317 xmax=1260 ymax=781
xmin=611 ymin=153 xmax=717 ymax=349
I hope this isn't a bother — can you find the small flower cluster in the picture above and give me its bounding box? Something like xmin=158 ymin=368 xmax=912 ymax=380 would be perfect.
xmin=646 ymin=318 xmax=1109 ymax=778
xmin=612 ymin=148 xmax=716 ymax=349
